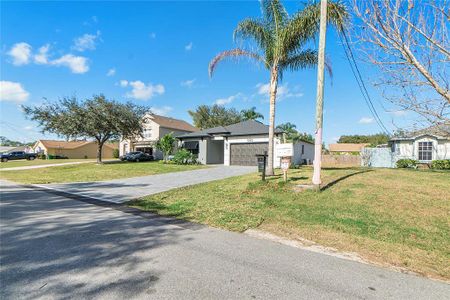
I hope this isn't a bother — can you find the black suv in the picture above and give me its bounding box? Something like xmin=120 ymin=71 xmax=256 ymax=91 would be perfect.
xmin=0 ymin=151 xmax=37 ymax=162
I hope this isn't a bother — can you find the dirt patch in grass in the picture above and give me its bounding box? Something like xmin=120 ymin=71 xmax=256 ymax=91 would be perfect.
xmin=129 ymin=167 xmax=450 ymax=280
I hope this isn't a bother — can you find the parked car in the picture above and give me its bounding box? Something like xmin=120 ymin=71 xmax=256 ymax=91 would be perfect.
xmin=125 ymin=151 xmax=154 ymax=162
xmin=0 ymin=151 xmax=37 ymax=162
xmin=119 ymin=151 xmax=141 ymax=161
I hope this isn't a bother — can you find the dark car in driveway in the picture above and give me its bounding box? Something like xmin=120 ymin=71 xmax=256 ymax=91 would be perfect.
xmin=121 ymin=151 xmax=154 ymax=162
xmin=1 ymin=151 xmax=37 ymax=162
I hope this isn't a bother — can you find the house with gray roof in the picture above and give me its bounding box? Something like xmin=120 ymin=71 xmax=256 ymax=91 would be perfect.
xmin=389 ymin=124 xmax=450 ymax=162
xmin=177 ymin=120 xmax=314 ymax=167
xmin=362 ymin=124 xmax=450 ymax=168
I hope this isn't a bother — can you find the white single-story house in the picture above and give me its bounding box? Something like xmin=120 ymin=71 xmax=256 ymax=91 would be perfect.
xmin=177 ymin=120 xmax=314 ymax=167
xmin=119 ymin=113 xmax=198 ymax=159
xmin=389 ymin=125 xmax=450 ymax=162
xmin=362 ymin=124 xmax=450 ymax=168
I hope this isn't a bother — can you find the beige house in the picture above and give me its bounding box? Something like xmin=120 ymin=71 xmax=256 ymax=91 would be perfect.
xmin=33 ymin=140 xmax=118 ymax=159
xmin=119 ymin=114 xmax=197 ymax=159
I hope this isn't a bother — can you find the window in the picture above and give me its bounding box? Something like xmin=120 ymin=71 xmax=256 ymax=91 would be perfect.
xmin=301 ymin=145 xmax=305 ymax=155
xmin=143 ymin=128 xmax=152 ymax=139
xmin=418 ymin=141 xmax=432 ymax=161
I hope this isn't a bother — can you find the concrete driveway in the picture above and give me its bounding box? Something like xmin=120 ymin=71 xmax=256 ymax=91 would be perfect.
xmin=35 ymin=165 xmax=256 ymax=203
xmin=1 ymin=181 xmax=449 ymax=299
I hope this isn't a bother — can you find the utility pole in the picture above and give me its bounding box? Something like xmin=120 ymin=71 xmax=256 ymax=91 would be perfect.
xmin=312 ymin=0 xmax=327 ymax=188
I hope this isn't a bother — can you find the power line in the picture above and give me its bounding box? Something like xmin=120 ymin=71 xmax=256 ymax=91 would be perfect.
xmin=338 ymin=29 xmax=391 ymax=135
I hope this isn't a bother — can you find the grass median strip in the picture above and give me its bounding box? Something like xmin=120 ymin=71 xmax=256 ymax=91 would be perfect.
xmin=129 ymin=167 xmax=450 ymax=280
xmin=0 ymin=161 xmax=204 ymax=184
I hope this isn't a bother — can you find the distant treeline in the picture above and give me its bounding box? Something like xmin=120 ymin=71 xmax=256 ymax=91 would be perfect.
xmin=337 ymin=133 xmax=390 ymax=146
xmin=0 ymin=136 xmax=34 ymax=147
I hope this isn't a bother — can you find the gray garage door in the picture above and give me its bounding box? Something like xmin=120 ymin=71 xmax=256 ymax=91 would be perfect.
xmin=230 ymin=143 xmax=268 ymax=166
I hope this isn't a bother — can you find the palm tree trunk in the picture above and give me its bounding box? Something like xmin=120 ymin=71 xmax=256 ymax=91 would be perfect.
xmin=267 ymin=66 xmax=278 ymax=176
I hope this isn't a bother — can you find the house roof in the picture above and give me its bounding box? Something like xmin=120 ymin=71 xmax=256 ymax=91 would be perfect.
xmin=149 ymin=114 xmax=197 ymax=132
xmin=35 ymin=140 xmax=118 ymax=150
xmin=177 ymin=120 xmax=283 ymax=139
xmin=390 ymin=124 xmax=450 ymax=141
xmin=328 ymin=143 xmax=369 ymax=152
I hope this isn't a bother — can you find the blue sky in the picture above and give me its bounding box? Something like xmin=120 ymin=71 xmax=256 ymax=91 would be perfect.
xmin=0 ymin=0 xmax=412 ymax=145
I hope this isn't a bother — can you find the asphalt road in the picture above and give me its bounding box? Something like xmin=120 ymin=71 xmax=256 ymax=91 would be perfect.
xmin=1 ymin=180 xmax=449 ymax=299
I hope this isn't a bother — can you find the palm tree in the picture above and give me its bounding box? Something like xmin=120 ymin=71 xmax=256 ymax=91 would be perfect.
xmin=241 ymin=107 xmax=264 ymax=121
xmin=209 ymin=0 xmax=348 ymax=175
xmin=277 ymin=122 xmax=297 ymax=142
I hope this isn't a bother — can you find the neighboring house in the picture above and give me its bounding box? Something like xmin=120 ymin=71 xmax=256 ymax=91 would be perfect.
xmin=119 ymin=114 xmax=197 ymax=159
xmin=329 ymin=143 xmax=369 ymax=155
xmin=177 ymin=120 xmax=314 ymax=167
xmin=362 ymin=124 xmax=450 ymax=167
xmin=0 ymin=146 xmax=18 ymax=153
xmin=389 ymin=125 xmax=450 ymax=162
xmin=0 ymin=146 xmax=32 ymax=153
xmin=33 ymin=140 xmax=118 ymax=159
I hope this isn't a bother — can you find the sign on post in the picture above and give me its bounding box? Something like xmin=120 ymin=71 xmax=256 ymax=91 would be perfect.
xmin=276 ymin=144 xmax=293 ymax=182
xmin=281 ymin=156 xmax=291 ymax=182
xmin=276 ymin=143 xmax=293 ymax=157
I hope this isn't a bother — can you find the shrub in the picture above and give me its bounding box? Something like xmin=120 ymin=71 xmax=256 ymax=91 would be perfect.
xmin=113 ymin=149 xmax=120 ymax=159
xmin=39 ymin=154 xmax=47 ymax=160
xmin=172 ymin=148 xmax=198 ymax=165
xmin=396 ymin=159 xmax=418 ymax=168
xmin=431 ymin=159 xmax=450 ymax=170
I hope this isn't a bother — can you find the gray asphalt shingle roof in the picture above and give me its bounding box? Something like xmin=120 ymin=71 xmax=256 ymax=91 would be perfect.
xmin=177 ymin=120 xmax=283 ymax=139
xmin=390 ymin=123 xmax=450 ymax=141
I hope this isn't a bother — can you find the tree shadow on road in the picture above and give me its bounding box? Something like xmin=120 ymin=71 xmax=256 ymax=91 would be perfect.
xmin=0 ymin=185 xmax=195 ymax=299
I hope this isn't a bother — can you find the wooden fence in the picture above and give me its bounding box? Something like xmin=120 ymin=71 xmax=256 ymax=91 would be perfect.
xmin=321 ymin=154 xmax=361 ymax=167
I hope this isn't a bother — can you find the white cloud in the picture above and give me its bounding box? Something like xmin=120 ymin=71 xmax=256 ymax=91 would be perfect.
xmin=51 ymin=54 xmax=89 ymax=74
xmin=185 ymin=42 xmax=193 ymax=51
xmin=0 ymin=81 xmax=30 ymax=103
xmin=359 ymin=117 xmax=374 ymax=124
xmin=8 ymin=41 xmax=89 ymax=74
xmin=72 ymin=31 xmax=101 ymax=52
xmin=106 ymin=68 xmax=116 ymax=76
xmin=8 ymin=43 xmax=32 ymax=65
xmin=214 ymin=93 xmax=243 ymax=105
xmin=180 ymin=79 xmax=196 ymax=88
xmin=24 ymin=125 xmax=34 ymax=131
xmin=34 ymin=44 xmax=50 ymax=64
xmin=255 ymin=83 xmax=303 ymax=101
xmin=120 ymin=80 xmax=165 ymax=100
xmin=151 ymin=106 xmax=173 ymax=116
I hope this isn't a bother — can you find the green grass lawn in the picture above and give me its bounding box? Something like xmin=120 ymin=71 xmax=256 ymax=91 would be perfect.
xmin=0 ymin=161 xmax=204 ymax=183
xmin=0 ymin=159 xmax=97 ymax=169
xmin=129 ymin=167 xmax=450 ymax=280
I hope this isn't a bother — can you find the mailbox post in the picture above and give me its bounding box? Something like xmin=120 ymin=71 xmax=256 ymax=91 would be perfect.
xmin=255 ymin=151 xmax=267 ymax=181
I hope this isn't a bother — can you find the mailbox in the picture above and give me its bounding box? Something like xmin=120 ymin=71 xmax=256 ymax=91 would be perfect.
xmin=255 ymin=151 xmax=268 ymax=181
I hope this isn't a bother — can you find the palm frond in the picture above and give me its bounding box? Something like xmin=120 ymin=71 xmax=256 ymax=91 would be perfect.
xmin=281 ymin=49 xmax=333 ymax=78
xmin=281 ymin=49 xmax=318 ymax=71
xmin=208 ymin=49 xmax=264 ymax=78
xmin=234 ymin=18 xmax=271 ymax=51
xmin=281 ymin=0 xmax=349 ymax=56
xmin=260 ymin=0 xmax=288 ymax=27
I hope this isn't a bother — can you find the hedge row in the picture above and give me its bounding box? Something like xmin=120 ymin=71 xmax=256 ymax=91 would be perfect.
xmin=396 ymin=159 xmax=450 ymax=170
